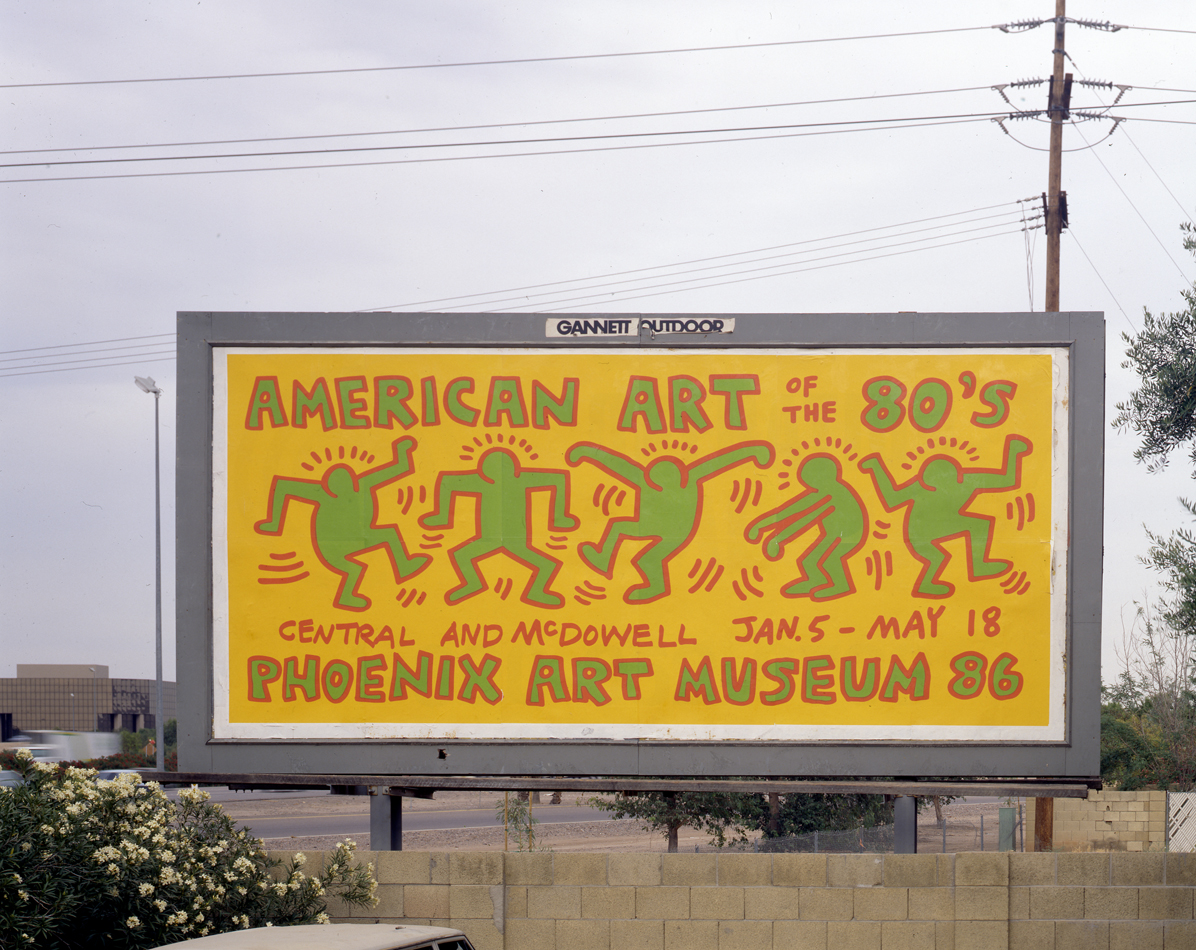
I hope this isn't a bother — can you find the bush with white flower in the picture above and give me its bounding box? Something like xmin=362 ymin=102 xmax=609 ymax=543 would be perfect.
xmin=0 ymin=749 xmax=377 ymax=948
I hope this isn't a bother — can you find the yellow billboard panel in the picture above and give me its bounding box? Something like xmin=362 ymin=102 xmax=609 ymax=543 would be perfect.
xmin=212 ymin=346 xmax=1067 ymax=741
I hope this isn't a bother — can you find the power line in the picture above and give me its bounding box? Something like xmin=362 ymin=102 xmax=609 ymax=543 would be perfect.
xmin=0 ymin=340 xmax=175 ymax=365
xmin=0 ymin=351 xmax=177 ymax=379
xmin=0 ymin=115 xmax=992 ymax=184
xmin=1067 ymin=230 xmax=1134 ymax=329
xmin=2 ymin=86 xmax=992 ymax=157
xmin=433 ymin=216 xmax=1038 ymax=313
xmin=532 ymin=228 xmax=1037 ymax=313
xmin=0 ymin=109 xmax=1040 ymax=170
xmin=1073 ymin=123 xmax=1192 ymax=282
xmin=362 ymin=200 xmax=1029 ymax=311
xmin=0 ymin=332 xmax=173 ymax=356
xmin=1 ymin=26 xmax=998 ymax=90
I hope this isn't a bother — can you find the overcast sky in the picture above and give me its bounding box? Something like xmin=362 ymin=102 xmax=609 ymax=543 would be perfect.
xmin=2 ymin=1 xmax=1193 ymax=686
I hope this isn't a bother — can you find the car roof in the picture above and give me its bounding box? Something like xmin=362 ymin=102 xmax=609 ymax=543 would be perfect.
xmin=153 ymin=923 xmax=471 ymax=950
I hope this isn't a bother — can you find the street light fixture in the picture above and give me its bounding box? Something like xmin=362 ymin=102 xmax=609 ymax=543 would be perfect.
xmin=134 ymin=376 xmax=165 ymax=772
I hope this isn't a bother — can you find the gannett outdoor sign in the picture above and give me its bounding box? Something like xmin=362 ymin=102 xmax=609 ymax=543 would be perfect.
xmin=546 ymin=317 xmax=735 ymax=337
xmin=177 ymin=312 xmax=1104 ymax=779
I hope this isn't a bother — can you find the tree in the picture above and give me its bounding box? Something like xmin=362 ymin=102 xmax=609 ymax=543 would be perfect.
xmin=1101 ymin=601 xmax=1196 ymax=790
xmin=1113 ymin=223 xmax=1196 ymax=631
xmin=589 ymin=791 xmax=754 ymax=852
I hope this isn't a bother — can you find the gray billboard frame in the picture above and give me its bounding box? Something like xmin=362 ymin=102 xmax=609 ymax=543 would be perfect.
xmin=177 ymin=311 xmax=1103 ymax=780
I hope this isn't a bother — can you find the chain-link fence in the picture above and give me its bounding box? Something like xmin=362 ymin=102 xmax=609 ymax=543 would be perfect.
xmin=689 ymin=803 xmax=1028 ymax=854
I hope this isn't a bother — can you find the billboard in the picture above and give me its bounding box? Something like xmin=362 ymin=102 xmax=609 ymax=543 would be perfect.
xmin=179 ymin=313 xmax=1103 ymax=777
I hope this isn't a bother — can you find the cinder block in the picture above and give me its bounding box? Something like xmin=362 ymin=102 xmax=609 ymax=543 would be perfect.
xmin=1137 ymin=886 xmax=1193 ymax=920
xmin=798 ymin=886 xmax=854 ymax=920
xmin=954 ymin=920 xmax=1008 ymax=950
xmin=505 ymin=917 xmax=555 ymax=950
xmin=1030 ymin=886 xmax=1085 ymax=920
xmin=1056 ymin=920 xmax=1109 ymax=950
xmin=636 ymin=886 xmax=690 ymax=920
xmin=1058 ymin=853 xmax=1109 ymax=886
xmin=1112 ymin=852 xmax=1164 ymax=885
xmin=907 ymin=887 xmax=953 ymax=921
xmin=1009 ymin=920 xmax=1054 ymax=950
xmin=824 ymin=920 xmax=881 ymax=950
xmin=935 ymin=854 xmax=955 ymax=887
xmin=852 ymin=887 xmax=907 ymax=921
xmin=376 ymin=850 xmax=430 ymax=884
xmin=691 ymin=886 xmax=744 ymax=920
xmin=884 ymin=855 xmax=937 ymax=888
xmin=1166 ymin=922 xmax=1196 ymax=950
xmin=506 ymin=886 xmax=527 ymax=918
xmin=609 ymin=853 xmax=662 ymax=886
xmin=773 ymin=854 xmax=828 ymax=888
xmin=1083 ymin=887 xmax=1137 ymax=919
xmin=582 ymin=886 xmax=636 ymax=920
xmin=1127 ymin=841 xmax=1145 ymax=852
xmin=955 ymin=853 xmax=1009 ymax=886
xmin=557 ymin=918 xmax=610 ymax=950
xmin=665 ymin=919 xmax=719 ymax=950
xmin=744 ymin=886 xmax=797 ymax=921
xmin=449 ymin=852 xmax=503 ymax=885
xmin=1167 ymin=854 xmax=1196 ymax=886
xmin=663 ymin=853 xmax=716 ymax=886
xmin=955 ymin=886 xmax=1008 ymax=921
xmin=555 ymin=854 xmax=608 ymax=886
xmin=428 ymin=852 xmax=450 ymax=884
xmin=1109 ymin=920 xmax=1164 ymax=950
xmin=718 ymin=920 xmax=774 ymax=950
xmin=505 ymin=852 xmax=553 ymax=885
xmin=403 ymin=884 xmax=449 ymax=918
xmin=880 ymin=920 xmax=936 ymax=950
xmin=773 ymin=919 xmax=827 ymax=950
xmin=611 ymin=918 xmax=664 ymax=950
xmin=826 ymin=854 xmax=884 ymax=887
xmin=718 ymin=854 xmax=772 ymax=887
xmin=455 ymin=923 xmax=502 ymax=950
xmin=935 ymin=921 xmax=955 ymax=950
xmin=448 ymin=884 xmax=494 ymax=920
xmin=527 ymin=885 xmax=582 ymax=919
xmin=1008 ymin=887 xmax=1029 ymax=920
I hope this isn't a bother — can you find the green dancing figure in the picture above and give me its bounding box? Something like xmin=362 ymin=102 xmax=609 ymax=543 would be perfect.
xmin=420 ymin=448 xmax=578 ymax=608
xmin=858 ymin=433 xmax=1032 ymax=598
xmin=744 ymin=454 xmax=868 ymax=600
xmin=567 ymin=440 xmax=774 ymax=604
xmin=255 ymin=436 xmax=430 ymax=611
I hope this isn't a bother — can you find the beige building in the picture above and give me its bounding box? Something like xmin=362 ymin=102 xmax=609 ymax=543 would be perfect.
xmin=0 ymin=664 xmax=176 ymax=737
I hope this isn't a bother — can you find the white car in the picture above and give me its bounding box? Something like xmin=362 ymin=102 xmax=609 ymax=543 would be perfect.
xmin=152 ymin=924 xmax=474 ymax=950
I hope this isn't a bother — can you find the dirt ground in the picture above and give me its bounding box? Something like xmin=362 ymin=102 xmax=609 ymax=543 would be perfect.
xmin=239 ymin=790 xmax=1023 ymax=855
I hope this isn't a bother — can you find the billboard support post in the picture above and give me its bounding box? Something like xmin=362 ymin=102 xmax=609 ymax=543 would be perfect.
xmin=369 ymin=788 xmax=402 ymax=851
xmin=894 ymin=796 xmax=918 ymax=854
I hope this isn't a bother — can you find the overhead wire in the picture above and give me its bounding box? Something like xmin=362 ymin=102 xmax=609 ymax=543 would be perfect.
xmin=429 ymin=215 xmax=1038 ymax=313
xmin=1067 ymin=230 xmax=1134 ymax=330
xmin=0 ymin=85 xmax=994 ymax=156
xmin=532 ymin=227 xmax=1039 ymax=313
xmin=0 ymin=115 xmax=993 ymax=184
xmin=0 ymin=25 xmax=1001 ymax=90
xmin=0 ymin=331 xmax=173 ymax=356
xmin=0 ymin=351 xmax=176 ymax=378
xmin=0 ymin=109 xmax=1052 ymax=171
xmin=361 ymin=200 xmax=1030 ymax=311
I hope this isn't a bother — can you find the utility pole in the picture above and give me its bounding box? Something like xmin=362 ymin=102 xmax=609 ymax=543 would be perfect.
xmin=1044 ymin=0 xmax=1071 ymax=311
xmin=1036 ymin=0 xmax=1069 ymax=848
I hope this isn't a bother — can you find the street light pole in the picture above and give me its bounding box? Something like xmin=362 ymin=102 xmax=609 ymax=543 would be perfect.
xmin=135 ymin=376 xmax=166 ymax=772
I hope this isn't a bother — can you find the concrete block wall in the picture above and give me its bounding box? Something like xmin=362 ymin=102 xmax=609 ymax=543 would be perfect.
xmin=303 ymin=850 xmax=1196 ymax=950
xmin=1024 ymin=790 xmax=1167 ymax=852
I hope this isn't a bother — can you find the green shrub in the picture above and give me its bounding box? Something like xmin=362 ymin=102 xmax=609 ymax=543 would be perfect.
xmin=0 ymin=749 xmax=377 ymax=947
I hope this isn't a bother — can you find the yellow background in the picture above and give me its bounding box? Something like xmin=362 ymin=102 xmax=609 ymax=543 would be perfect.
xmin=222 ymin=348 xmax=1058 ymax=733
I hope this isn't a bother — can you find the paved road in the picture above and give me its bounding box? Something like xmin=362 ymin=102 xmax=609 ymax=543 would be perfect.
xmin=237 ymin=802 xmax=612 ymax=840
